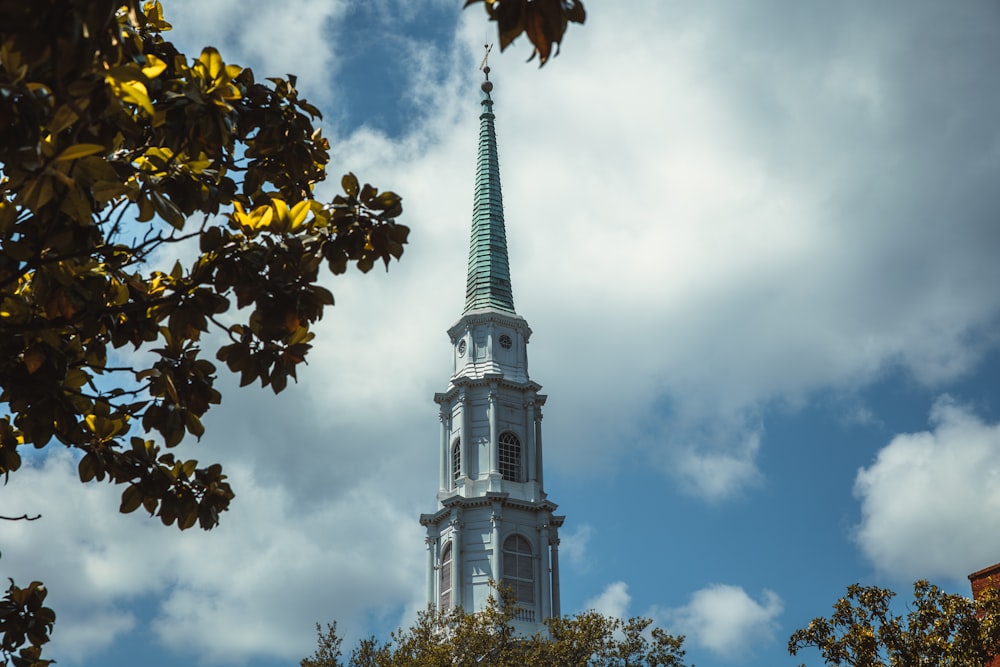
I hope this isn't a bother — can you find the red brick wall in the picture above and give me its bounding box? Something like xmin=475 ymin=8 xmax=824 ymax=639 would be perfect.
xmin=969 ymin=562 xmax=1000 ymax=667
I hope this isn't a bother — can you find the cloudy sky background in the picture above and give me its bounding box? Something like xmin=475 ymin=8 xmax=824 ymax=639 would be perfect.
xmin=3 ymin=1 xmax=1000 ymax=666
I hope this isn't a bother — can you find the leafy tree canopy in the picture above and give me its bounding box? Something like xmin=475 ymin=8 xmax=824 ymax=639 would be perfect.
xmin=302 ymin=589 xmax=688 ymax=667
xmin=789 ymin=580 xmax=1000 ymax=667
xmin=0 ymin=1 xmax=408 ymax=663
xmin=0 ymin=0 xmax=584 ymax=664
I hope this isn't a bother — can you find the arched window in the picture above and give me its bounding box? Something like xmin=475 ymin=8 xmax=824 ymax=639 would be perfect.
xmin=502 ymin=534 xmax=534 ymax=605
xmin=440 ymin=544 xmax=452 ymax=610
xmin=498 ymin=432 xmax=522 ymax=482
xmin=451 ymin=438 xmax=461 ymax=486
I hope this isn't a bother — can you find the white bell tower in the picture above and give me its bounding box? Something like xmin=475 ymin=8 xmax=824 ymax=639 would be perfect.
xmin=420 ymin=64 xmax=564 ymax=635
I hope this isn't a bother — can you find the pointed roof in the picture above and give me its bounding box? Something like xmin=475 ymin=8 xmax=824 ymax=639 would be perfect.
xmin=464 ymin=67 xmax=516 ymax=314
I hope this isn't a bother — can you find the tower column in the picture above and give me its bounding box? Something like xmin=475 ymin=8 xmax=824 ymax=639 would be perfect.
xmin=451 ymin=515 xmax=463 ymax=609
xmin=526 ymin=400 xmax=536 ymax=486
xmin=425 ymin=537 xmax=436 ymax=605
xmin=539 ymin=523 xmax=551 ymax=619
xmin=535 ymin=411 xmax=544 ymax=490
xmin=438 ymin=410 xmax=448 ymax=492
xmin=488 ymin=387 xmax=499 ymax=483
xmin=460 ymin=392 xmax=469 ymax=479
xmin=491 ymin=504 xmax=501 ymax=585
xmin=550 ymin=533 xmax=561 ymax=618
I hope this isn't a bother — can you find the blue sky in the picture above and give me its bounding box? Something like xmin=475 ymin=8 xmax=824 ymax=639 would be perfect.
xmin=3 ymin=1 xmax=1000 ymax=666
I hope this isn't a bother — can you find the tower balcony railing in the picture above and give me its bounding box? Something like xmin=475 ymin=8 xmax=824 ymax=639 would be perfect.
xmin=512 ymin=607 xmax=536 ymax=623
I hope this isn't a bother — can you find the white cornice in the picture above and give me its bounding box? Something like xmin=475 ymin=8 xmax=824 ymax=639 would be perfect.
xmin=447 ymin=309 xmax=532 ymax=343
xmin=419 ymin=493 xmax=560 ymax=527
xmin=434 ymin=379 xmax=545 ymax=405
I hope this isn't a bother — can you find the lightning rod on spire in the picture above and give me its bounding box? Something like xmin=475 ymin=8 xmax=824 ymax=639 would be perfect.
xmin=479 ymin=43 xmax=493 ymax=73
xmin=480 ymin=43 xmax=494 ymax=94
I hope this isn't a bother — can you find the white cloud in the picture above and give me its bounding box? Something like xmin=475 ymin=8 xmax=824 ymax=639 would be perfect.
xmin=161 ymin=0 xmax=349 ymax=100
xmin=559 ymin=524 xmax=595 ymax=571
xmin=0 ymin=452 xmax=165 ymax=658
xmin=666 ymin=428 xmax=764 ymax=502
xmin=472 ymin=0 xmax=1000 ymax=502
xmin=5 ymin=2 xmax=1000 ymax=664
xmin=583 ymin=581 xmax=631 ymax=619
xmin=0 ymin=450 xmax=422 ymax=664
xmin=149 ymin=0 xmax=1000 ymax=511
xmin=665 ymin=585 xmax=783 ymax=660
xmin=853 ymin=396 xmax=1000 ymax=582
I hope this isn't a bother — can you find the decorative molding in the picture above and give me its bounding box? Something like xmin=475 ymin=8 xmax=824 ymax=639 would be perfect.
xmin=448 ymin=310 xmax=532 ymax=342
xmin=435 ymin=378 xmax=543 ymax=404
xmin=421 ymin=493 xmax=559 ymax=526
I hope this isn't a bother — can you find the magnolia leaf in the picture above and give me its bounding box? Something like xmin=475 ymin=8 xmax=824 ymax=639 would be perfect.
xmin=141 ymin=54 xmax=168 ymax=79
xmin=288 ymin=199 xmax=311 ymax=231
xmin=184 ymin=412 xmax=204 ymax=438
xmin=19 ymin=176 xmax=55 ymax=211
xmin=255 ymin=204 xmax=274 ymax=230
xmin=119 ymin=485 xmax=143 ymax=514
xmin=109 ymin=77 xmax=154 ymax=116
xmin=22 ymin=348 xmax=46 ymax=374
xmin=342 ymin=172 xmax=359 ymax=198
xmin=178 ymin=505 xmax=199 ymax=530
xmin=198 ymin=47 xmax=225 ymax=81
xmin=272 ymin=198 xmax=290 ymax=232
xmin=78 ymin=453 xmax=98 ymax=483
xmin=48 ymin=105 xmax=81 ymax=134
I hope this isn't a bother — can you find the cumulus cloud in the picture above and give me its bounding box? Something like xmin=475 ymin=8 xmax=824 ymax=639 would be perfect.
xmin=853 ymin=396 xmax=1000 ymax=582
xmin=665 ymin=585 xmax=783 ymax=660
xmin=661 ymin=422 xmax=764 ymax=502
xmin=5 ymin=1 xmax=1000 ymax=664
xmin=151 ymin=0 xmax=1000 ymax=513
xmin=0 ymin=451 xmax=422 ymax=664
xmin=673 ymin=444 xmax=764 ymax=502
xmin=476 ymin=0 xmax=1000 ymax=502
xmin=161 ymin=0 xmax=349 ymax=98
xmin=583 ymin=581 xmax=631 ymax=619
xmin=559 ymin=524 xmax=595 ymax=571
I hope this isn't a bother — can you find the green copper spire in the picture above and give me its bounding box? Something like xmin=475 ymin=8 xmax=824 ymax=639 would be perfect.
xmin=464 ymin=65 xmax=515 ymax=314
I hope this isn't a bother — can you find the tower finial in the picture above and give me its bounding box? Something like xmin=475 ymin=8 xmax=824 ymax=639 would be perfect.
xmin=480 ymin=43 xmax=494 ymax=94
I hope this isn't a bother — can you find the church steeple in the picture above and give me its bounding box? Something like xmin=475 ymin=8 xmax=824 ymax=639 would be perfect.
xmin=420 ymin=61 xmax=564 ymax=635
xmin=465 ymin=65 xmax=515 ymax=314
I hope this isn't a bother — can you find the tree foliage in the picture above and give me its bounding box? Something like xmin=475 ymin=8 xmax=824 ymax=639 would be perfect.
xmin=0 ymin=0 xmax=409 ymax=661
xmin=466 ymin=0 xmax=586 ymax=66
xmin=301 ymin=589 xmax=689 ymax=667
xmin=0 ymin=0 xmax=584 ymax=662
xmin=0 ymin=581 xmax=55 ymax=667
xmin=0 ymin=0 xmax=408 ymax=535
xmin=789 ymin=580 xmax=1000 ymax=667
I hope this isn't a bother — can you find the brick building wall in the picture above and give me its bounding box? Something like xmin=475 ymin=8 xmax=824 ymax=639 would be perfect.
xmin=969 ymin=562 xmax=1000 ymax=667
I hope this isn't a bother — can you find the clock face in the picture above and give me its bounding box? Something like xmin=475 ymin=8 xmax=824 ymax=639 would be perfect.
xmin=457 ymin=339 xmax=467 ymax=357
xmin=499 ymin=334 xmax=512 ymax=350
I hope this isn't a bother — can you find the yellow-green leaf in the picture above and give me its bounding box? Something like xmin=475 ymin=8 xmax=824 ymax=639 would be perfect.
xmin=288 ymin=199 xmax=311 ymax=231
xmin=114 ymin=79 xmax=154 ymax=116
xmin=198 ymin=47 xmax=224 ymax=81
xmin=142 ymin=54 xmax=167 ymax=79
xmin=342 ymin=172 xmax=359 ymax=198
